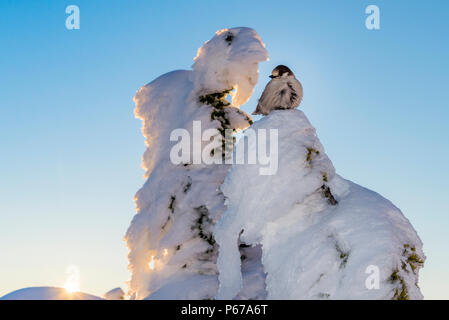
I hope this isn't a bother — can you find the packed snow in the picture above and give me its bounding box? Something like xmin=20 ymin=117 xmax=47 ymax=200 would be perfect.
xmin=104 ymin=287 xmax=125 ymax=300
xmin=0 ymin=287 xmax=103 ymax=300
xmin=192 ymin=28 xmax=268 ymax=107
xmin=125 ymin=27 xmax=268 ymax=299
xmin=214 ymin=109 xmax=425 ymax=300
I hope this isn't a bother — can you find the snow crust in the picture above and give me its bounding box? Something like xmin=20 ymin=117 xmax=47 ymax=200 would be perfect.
xmin=0 ymin=287 xmax=103 ymax=300
xmin=104 ymin=287 xmax=125 ymax=300
xmin=193 ymin=28 xmax=268 ymax=107
xmin=215 ymin=109 xmax=425 ymax=300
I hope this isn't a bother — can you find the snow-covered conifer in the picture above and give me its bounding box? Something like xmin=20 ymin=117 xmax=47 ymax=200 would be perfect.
xmin=125 ymin=27 xmax=268 ymax=299
xmin=215 ymin=108 xmax=425 ymax=300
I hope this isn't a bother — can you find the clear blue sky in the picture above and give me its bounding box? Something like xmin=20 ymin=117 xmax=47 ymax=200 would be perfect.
xmin=1 ymin=0 xmax=448 ymax=299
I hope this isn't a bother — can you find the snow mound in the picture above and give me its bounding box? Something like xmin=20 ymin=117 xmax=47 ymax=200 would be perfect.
xmin=193 ymin=27 xmax=268 ymax=107
xmin=215 ymin=109 xmax=425 ymax=300
xmin=0 ymin=287 xmax=103 ymax=300
xmin=104 ymin=287 xmax=125 ymax=300
xmin=125 ymin=27 xmax=268 ymax=299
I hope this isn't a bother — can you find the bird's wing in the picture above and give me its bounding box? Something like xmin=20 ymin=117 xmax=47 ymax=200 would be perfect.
xmin=253 ymin=80 xmax=288 ymax=115
xmin=287 ymin=78 xmax=303 ymax=108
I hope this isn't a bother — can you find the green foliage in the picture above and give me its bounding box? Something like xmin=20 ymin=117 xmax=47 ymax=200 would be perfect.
xmin=183 ymin=176 xmax=192 ymax=193
xmin=335 ymin=243 xmax=349 ymax=268
xmin=199 ymin=89 xmax=232 ymax=107
xmin=306 ymin=147 xmax=320 ymax=163
xmin=191 ymin=206 xmax=218 ymax=268
xmin=322 ymin=185 xmax=338 ymax=206
xmin=393 ymin=281 xmax=409 ymax=300
xmin=198 ymin=89 xmax=238 ymax=159
xmin=401 ymin=261 xmax=408 ymax=272
xmin=168 ymin=195 xmax=176 ymax=213
xmin=390 ymin=244 xmax=424 ymax=300
xmin=402 ymin=244 xmax=424 ymax=273
xmin=161 ymin=215 xmax=171 ymax=230
xmin=407 ymin=253 xmax=424 ymax=272
xmin=322 ymin=172 xmax=328 ymax=182
xmin=403 ymin=244 xmax=424 ymax=273
xmin=192 ymin=205 xmax=216 ymax=246
xmin=389 ymin=268 xmax=409 ymax=300
xmin=390 ymin=268 xmax=400 ymax=282
xmin=318 ymin=293 xmax=330 ymax=299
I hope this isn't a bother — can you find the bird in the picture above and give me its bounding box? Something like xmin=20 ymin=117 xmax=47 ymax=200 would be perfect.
xmin=252 ymin=65 xmax=303 ymax=115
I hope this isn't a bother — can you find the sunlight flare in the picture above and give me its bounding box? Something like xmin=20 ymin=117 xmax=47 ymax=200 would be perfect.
xmin=64 ymin=265 xmax=80 ymax=293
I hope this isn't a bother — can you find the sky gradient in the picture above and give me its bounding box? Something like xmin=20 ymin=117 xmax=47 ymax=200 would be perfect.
xmin=1 ymin=0 xmax=448 ymax=298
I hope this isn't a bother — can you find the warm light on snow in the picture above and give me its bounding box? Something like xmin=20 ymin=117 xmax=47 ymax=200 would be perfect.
xmin=163 ymin=249 xmax=168 ymax=256
xmin=148 ymin=256 xmax=155 ymax=270
xmin=215 ymin=28 xmax=229 ymax=35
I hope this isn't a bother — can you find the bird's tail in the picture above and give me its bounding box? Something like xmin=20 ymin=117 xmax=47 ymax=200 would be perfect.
xmin=252 ymin=105 xmax=261 ymax=115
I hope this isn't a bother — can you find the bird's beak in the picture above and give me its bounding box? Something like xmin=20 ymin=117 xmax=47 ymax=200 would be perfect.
xmin=269 ymin=75 xmax=275 ymax=79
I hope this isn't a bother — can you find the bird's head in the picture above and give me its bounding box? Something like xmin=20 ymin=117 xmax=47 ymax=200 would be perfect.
xmin=269 ymin=65 xmax=294 ymax=79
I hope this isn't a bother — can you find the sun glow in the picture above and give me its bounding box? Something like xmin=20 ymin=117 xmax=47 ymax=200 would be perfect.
xmin=64 ymin=281 xmax=80 ymax=293
xmin=64 ymin=265 xmax=80 ymax=293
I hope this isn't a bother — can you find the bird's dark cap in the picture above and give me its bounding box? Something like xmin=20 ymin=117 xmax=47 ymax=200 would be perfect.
xmin=271 ymin=65 xmax=294 ymax=78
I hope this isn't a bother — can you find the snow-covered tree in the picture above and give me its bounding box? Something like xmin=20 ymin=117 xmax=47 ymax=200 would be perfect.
xmin=215 ymin=109 xmax=425 ymax=300
xmin=124 ymin=27 xmax=268 ymax=299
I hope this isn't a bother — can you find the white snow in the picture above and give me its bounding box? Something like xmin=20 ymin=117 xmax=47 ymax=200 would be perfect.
xmin=214 ymin=109 xmax=425 ymax=300
xmin=104 ymin=287 xmax=125 ymax=300
xmin=192 ymin=28 xmax=268 ymax=107
xmin=125 ymin=27 xmax=268 ymax=299
xmin=0 ymin=287 xmax=103 ymax=300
